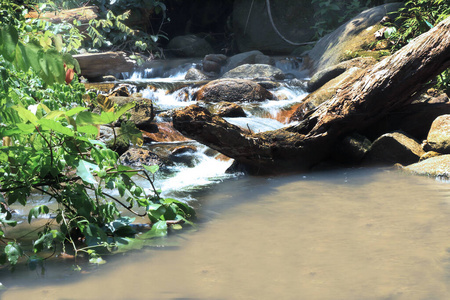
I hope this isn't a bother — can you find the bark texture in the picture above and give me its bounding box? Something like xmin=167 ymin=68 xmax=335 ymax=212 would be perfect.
xmin=173 ymin=17 xmax=450 ymax=174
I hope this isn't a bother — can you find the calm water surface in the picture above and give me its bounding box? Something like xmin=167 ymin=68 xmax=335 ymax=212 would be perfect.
xmin=3 ymin=168 xmax=450 ymax=300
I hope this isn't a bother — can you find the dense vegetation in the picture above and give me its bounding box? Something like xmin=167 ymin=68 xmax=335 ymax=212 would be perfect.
xmin=0 ymin=0 xmax=194 ymax=271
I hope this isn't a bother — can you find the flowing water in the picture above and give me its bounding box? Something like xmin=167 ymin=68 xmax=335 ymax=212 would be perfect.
xmin=3 ymin=169 xmax=450 ymax=300
xmin=3 ymin=61 xmax=450 ymax=299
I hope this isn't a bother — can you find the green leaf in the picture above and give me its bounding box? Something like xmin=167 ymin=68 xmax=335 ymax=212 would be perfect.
xmin=28 ymin=205 xmax=49 ymax=223
xmin=144 ymin=165 xmax=159 ymax=174
xmin=65 ymin=106 xmax=87 ymax=117
xmin=77 ymin=125 xmax=98 ymax=135
xmin=76 ymin=159 xmax=99 ymax=184
xmin=5 ymin=242 xmax=23 ymax=265
xmin=12 ymin=105 xmax=38 ymax=125
xmin=76 ymin=111 xmax=105 ymax=126
xmin=0 ymin=26 xmax=19 ymax=62
xmin=38 ymin=119 xmax=74 ymax=136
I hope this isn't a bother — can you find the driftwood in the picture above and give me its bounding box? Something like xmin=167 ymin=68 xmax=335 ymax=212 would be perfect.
xmin=173 ymin=17 xmax=450 ymax=174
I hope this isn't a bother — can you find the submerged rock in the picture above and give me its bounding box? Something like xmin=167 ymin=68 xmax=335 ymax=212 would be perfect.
xmin=142 ymin=122 xmax=190 ymax=143
xmin=194 ymin=78 xmax=274 ymax=102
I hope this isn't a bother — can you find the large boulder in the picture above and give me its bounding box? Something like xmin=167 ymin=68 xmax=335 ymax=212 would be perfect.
xmin=194 ymin=78 xmax=274 ymax=102
xmin=304 ymin=3 xmax=403 ymax=76
xmin=424 ymin=115 xmax=450 ymax=153
xmin=222 ymin=64 xmax=285 ymax=80
xmin=307 ymin=57 xmax=376 ymax=92
xmin=166 ymin=35 xmax=214 ymax=58
xmin=364 ymin=132 xmax=425 ymax=165
xmin=232 ymin=0 xmax=315 ymax=54
xmin=402 ymin=154 xmax=450 ymax=179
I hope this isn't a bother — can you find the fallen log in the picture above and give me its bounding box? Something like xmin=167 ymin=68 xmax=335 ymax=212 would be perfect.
xmin=173 ymin=17 xmax=450 ymax=174
xmin=25 ymin=6 xmax=98 ymax=32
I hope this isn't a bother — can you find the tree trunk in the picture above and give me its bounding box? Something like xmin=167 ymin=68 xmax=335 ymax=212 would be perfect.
xmin=173 ymin=17 xmax=450 ymax=174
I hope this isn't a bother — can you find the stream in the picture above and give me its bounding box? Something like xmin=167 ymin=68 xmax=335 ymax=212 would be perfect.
xmin=2 ymin=60 xmax=450 ymax=300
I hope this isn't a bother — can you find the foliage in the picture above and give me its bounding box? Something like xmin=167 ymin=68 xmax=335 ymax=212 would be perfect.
xmin=0 ymin=7 xmax=195 ymax=271
xmin=384 ymin=0 xmax=450 ymax=93
xmin=38 ymin=0 xmax=168 ymax=55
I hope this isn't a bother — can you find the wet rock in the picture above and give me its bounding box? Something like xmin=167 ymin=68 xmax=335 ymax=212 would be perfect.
xmin=307 ymin=57 xmax=376 ymax=92
xmin=185 ymin=68 xmax=212 ymax=81
xmin=84 ymin=82 xmax=115 ymax=93
xmin=167 ymin=35 xmax=214 ymax=58
xmin=109 ymin=96 xmax=154 ymax=130
xmin=424 ymin=115 xmax=450 ymax=153
xmin=213 ymin=102 xmax=247 ymax=118
xmin=194 ymin=78 xmax=273 ymax=103
xmin=109 ymin=84 xmax=132 ymax=97
xmin=256 ymin=81 xmax=281 ymax=90
xmin=332 ymin=133 xmax=372 ymax=164
xmin=402 ymin=154 xmax=450 ymax=179
xmin=119 ymin=148 xmax=162 ymax=168
xmin=168 ymin=146 xmax=198 ymax=167
xmin=304 ymin=3 xmax=402 ymax=75
xmin=141 ymin=122 xmax=190 ymax=143
xmin=98 ymin=126 xmax=129 ymax=155
xmin=290 ymin=67 xmax=364 ymax=121
xmin=203 ymin=54 xmax=227 ymax=73
xmin=223 ymin=50 xmax=267 ymax=72
xmin=364 ymin=131 xmax=425 ymax=166
xmin=222 ymin=64 xmax=285 ymax=80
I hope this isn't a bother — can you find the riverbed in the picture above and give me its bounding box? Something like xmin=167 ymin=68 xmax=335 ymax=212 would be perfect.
xmin=3 ymin=168 xmax=450 ymax=300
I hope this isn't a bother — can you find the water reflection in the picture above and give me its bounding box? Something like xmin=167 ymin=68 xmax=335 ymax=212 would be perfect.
xmin=4 ymin=168 xmax=450 ymax=300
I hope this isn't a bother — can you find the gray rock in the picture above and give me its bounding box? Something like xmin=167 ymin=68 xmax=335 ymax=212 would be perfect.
xmin=119 ymin=148 xmax=162 ymax=168
xmin=223 ymin=50 xmax=265 ymax=72
xmin=194 ymin=78 xmax=274 ymax=103
xmin=403 ymin=154 xmax=450 ymax=179
xmin=222 ymin=64 xmax=285 ymax=80
xmin=307 ymin=57 xmax=376 ymax=92
xmin=185 ymin=68 xmax=212 ymax=81
xmin=214 ymin=102 xmax=247 ymax=118
xmin=425 ymin=115 xmax=450 ymax=153
xmin=167 ymin=35 xmax=214 ymax=58
xmin=364 ymin=131 xmax=425 ymax=165
xmin=305 ymin=3 xmax=403 ymax=76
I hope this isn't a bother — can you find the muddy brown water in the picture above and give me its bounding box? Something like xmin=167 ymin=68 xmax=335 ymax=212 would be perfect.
xmin=3 ymin=168 xmax=450 ymax=300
